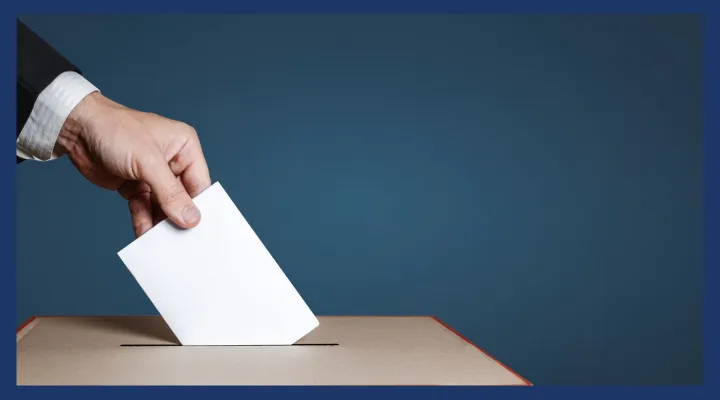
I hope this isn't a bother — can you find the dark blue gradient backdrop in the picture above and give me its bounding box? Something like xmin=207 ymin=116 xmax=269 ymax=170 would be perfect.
xmin=16 ymin=15 xmax=702 ymax=385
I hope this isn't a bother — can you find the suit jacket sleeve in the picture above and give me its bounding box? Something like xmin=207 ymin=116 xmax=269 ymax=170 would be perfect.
xmin=17 ymin=19 xmax=82 ymax=163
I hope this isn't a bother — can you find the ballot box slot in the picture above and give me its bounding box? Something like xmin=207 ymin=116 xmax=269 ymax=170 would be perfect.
xmin=120 ymin=343 xmax=339 ymax=347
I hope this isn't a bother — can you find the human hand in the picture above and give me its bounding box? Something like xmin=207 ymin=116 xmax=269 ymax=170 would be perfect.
xmin=56 ymin=92 xmax=211 ymax=237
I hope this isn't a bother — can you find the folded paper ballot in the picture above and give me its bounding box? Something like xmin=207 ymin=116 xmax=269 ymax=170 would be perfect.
xmin=117 ymin=182 xmax=319 ymax=346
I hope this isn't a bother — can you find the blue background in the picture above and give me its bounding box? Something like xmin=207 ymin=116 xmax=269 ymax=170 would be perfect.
xmin=15 ymin=14 xmax=703 ymax=385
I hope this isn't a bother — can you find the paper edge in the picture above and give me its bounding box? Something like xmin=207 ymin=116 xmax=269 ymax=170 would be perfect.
xmin=115 ymin=181 xmax=321 ymax=346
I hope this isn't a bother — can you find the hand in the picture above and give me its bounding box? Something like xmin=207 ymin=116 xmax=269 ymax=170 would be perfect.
xmin=56 ymin=92 xmax=211 ymax=237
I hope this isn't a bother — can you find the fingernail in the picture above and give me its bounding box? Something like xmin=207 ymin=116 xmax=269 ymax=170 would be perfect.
xmin=182 ymin=205 xmax=201 ymax=225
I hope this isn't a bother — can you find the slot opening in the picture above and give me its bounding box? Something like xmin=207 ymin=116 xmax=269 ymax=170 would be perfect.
xmin=120 ymin=343 xmax=339 ymax=347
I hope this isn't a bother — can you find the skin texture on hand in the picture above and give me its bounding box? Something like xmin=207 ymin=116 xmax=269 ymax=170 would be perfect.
xmin=56 ymin=91 xmax=212 ymax=238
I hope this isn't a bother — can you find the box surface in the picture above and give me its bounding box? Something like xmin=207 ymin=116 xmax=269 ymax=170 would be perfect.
xmin=17 ymin=316 xmax=530 ymax=386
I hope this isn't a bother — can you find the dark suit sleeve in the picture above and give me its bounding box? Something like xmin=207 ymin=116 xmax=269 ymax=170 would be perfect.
xmin=17 ymin=19 xmax=82 ymax=163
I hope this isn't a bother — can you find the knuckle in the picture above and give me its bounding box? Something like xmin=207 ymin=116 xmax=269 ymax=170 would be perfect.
xmin=132 ymin=218 xmax=148 ymax=233
xmin=128 ymin=200 xmax=141 ymax=214
xmin=170 ymin=149 xmax=190 ymax=168
xmin=127 ymin=193 xmax=150 ymax=213
xmin=164 ymin=183 xmax=187 ymax=204
xmin=185 ymin=181 xmax=205 ymax=196
xmin=180 ymin=122 xmax=199 ymax=140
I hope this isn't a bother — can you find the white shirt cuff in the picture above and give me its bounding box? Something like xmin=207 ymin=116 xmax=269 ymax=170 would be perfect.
xmin=17 ymin=71 xmax=99 ymax=162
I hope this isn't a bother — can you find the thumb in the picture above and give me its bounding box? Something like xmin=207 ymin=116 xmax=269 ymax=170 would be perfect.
xmin=139 ymin=156 xmax=201 ymax=229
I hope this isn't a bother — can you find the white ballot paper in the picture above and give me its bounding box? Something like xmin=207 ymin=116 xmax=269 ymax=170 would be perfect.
xmin=117 ymin=182 xmax=319 ymax=346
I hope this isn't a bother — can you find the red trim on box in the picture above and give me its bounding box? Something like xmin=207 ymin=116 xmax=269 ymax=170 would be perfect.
xmin=16 ymin=316 xmax=37 ymax=334
xmin=431 ymin=316 xmax=532 ymax=386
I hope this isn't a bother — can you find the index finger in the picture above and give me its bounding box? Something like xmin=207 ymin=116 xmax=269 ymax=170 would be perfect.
xmin=171 ymin=138 xmax=211 ymax=198
xmin=182 ymin=158 xmax=211 ymax=198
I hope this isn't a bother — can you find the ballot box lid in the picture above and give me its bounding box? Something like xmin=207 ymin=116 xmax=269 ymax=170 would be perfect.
xmin=17 ymin=315 xmax=530 ymax=386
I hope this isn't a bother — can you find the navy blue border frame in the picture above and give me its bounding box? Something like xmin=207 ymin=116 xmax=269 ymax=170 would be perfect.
xmin=4 ymin=0 xmax=717 ymax=397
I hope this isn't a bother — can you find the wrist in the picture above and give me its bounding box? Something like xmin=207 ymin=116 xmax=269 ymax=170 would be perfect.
xmin=56 ymin=91 xmax=104 ymax=153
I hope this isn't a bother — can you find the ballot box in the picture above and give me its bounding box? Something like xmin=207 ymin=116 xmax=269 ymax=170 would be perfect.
xmin=17 ymin=316 xmax=531 ymax=386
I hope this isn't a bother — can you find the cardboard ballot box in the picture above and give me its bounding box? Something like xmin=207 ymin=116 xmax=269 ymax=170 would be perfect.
xmin=17 ymin=316 xmax=530 ymax=386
